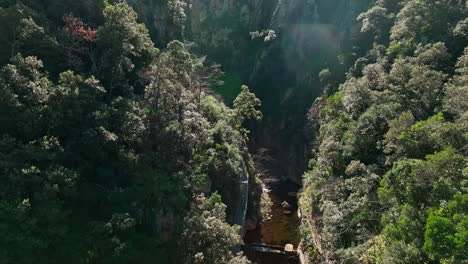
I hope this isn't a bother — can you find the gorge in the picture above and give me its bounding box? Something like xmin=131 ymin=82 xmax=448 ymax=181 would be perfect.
xmin=131 ymin=0 xmax=375 ymax=183
xmin=0 ymin=0 xmax=467 ymax=264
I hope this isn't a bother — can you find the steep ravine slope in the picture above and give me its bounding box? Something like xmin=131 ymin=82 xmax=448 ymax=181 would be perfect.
xmin=299 ymin=1 xmax=468 ymax=263
xmin=131 ymin=2 xmax=468 ymax=264
xmin=0 ymin=1 xmax=264 ymax=263
xmin=130 ymin=0 xmax=374 ymax=183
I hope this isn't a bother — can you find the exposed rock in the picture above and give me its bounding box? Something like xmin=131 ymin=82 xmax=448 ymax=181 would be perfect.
xmin=282 ymin=201 xmax=292 ymax=209
xmin=127 ymin=0 xmax=182 ymax=48
xmin=284 ymin=243 xmax=294 ymax=252
xmin=244 ymin=218 xmax=257 ymax=231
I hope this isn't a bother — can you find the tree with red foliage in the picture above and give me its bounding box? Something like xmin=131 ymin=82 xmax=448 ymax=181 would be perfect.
xmin=62 ymin=13 xmax=97 ymax=72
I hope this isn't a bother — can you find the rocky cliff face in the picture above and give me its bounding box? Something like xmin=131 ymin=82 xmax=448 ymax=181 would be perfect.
xmin=127 ymin=0 xmax=182 ymax=48
xmin=243 ymin=0 xmax=372 ymax=183
xmin=131 ymin=0 xmax=373 ymax=183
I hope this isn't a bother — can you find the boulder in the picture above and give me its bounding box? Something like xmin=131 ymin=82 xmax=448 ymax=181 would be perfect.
xmin=282 ymin=201 xmax=292 ymax=209
xmin=284 ymin=244 xmax=294 ymax=252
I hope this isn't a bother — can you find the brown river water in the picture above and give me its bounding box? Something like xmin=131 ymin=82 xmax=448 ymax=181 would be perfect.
xmin=243 ymin=180 xmax=301 ymax=263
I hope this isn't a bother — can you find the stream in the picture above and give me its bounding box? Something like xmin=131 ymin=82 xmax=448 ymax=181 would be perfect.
xmin=243 ymin=178 xmax=301 ymax=264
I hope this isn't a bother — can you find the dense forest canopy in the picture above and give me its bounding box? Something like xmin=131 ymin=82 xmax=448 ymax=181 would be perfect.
xmin=0 ymin=1 xmax=259 ymax=263
xmin=300 ymin=0 xmax=467 ymax=263
xmin=0 ymin=0 xmax=466 ymax=264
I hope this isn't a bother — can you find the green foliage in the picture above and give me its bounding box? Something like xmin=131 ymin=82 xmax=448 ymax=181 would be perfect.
xmin=454 ymin=18 xmax=468 ymax=39
xmin=0 ymin=136 xmax=78 ymax=264
xmin=0 ymin=2 xmax=260 ymax=263
xmin=390 ymin=0 xmax=465 ymax=45
xmin=424 ymin=193 xmax=468 ymax=262
xmin=393 ymin=113 xmax=466 ymax=161
xmin=319 ymin=68 xmax=341 ymax=95
xmin=387 ymin=39 xmax=415 ymax=58
xmin=167 ymin=0 xmax=187 ymax=33
xmin=357 ymin=5 xmax=393 ymax=43
xmin=97 ymin=0 xmax=157 ymax=96
xmin=443 ymin=48 xmax=468 ymax=119
xmin=0 ymin=4 xmax=59 ymax=67
xmin=319 ymin=68 xmax=332 ymax=83
xmin=299 ymin=1 xmax=468 ymax=263
xmin=381 ymin=148 xmax=465 ymax=207
xmin=180 ymin=194 xmax=245 ymax=264
xmin=233 ymin=85 xmax=262 ymax=123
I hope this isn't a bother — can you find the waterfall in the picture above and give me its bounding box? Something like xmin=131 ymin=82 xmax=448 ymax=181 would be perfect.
xmin=235 ymin=159 xmax=249 ymax=234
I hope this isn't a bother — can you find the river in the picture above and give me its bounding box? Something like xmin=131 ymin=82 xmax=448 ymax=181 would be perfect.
xmin=243 ymin=178 xmax=301 ymax=263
